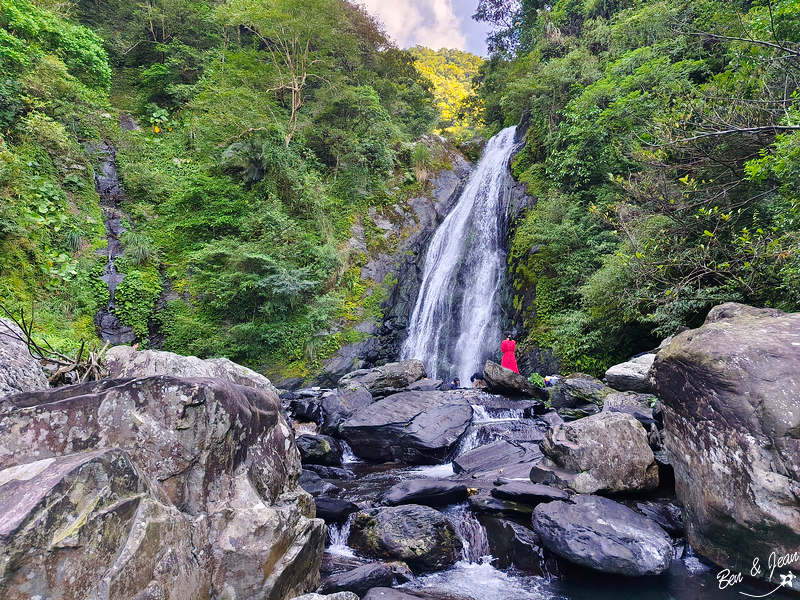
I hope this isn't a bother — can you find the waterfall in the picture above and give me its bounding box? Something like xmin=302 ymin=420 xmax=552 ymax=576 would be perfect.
xmin=401 ymin=126 xmax=519 ymax=384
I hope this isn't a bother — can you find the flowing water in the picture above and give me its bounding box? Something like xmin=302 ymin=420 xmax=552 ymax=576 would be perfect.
xmin=322 ymin=400 xmax=793 ymax=600
xmin=401 ymin=127 xmax=520 ymax=384
xmin=90 ymin=142 xmax=136 ymax=345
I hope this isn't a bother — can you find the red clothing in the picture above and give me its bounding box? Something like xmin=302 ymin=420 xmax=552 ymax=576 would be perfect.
xmin=501 ymin=339 xmax=519 ymax=373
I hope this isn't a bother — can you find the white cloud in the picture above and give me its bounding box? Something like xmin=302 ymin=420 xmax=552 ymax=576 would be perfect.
xmin=360 ymin=0 xmax=467 ymax=51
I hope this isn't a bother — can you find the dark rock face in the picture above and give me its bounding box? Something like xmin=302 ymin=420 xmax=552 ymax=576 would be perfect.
xmin=652 ymin=302 xmax=800 ymax=588
xmin=532 ymin=495 xmax=673 ymax=576
xmin=547 ymin=374 xmax=616 ymax=409
xmin=481 ymin=517 xmax=545 ymax=574
xmin=299 ymin=469 xmax=340 ymax=497
xmin=531 ymin=411 xmax=658 ymax=494
xmin=482 ymin=360 xmax=548 ymax=400
xmin=635 ymin=501 xmax=684 ymax=536
xmin=453 ymin=440 xmax=543 ymax=481
xmin=0 ymin=318 xmax=49 ymax=398
xmin=340 ymin=391 xmax=472 ymax=464
xmin=382 ymin=479 xmax=468 ymax=507
xmin=603 ymin=354 xmax=656 ymax=392
xmin=320 ymin=387 xmax=374 ymax=435
xmin=314 ymin=497 xmax=360 ymax=524
xmin=0 ymin=376 xmax=325 ymax=600
xmin=348 ymin=505 xmax=463 ymax=572
xmin=297 ymin=434 xmax=344 ymax=466
xmin=317 ymin=563 xmax=395 ymax=597
xmin=490 ymin=482 xmax=569 ymax=504
xmin=338 ymin=360 xmax=427 ymax=400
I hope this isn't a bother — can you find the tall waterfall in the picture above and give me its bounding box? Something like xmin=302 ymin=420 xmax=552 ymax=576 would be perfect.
xmin=401 ymin=126 xmax=519 ymax=384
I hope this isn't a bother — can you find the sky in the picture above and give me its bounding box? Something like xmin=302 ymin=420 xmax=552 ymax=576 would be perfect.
xmin=359 ymin=0 xmax=492 ymax=57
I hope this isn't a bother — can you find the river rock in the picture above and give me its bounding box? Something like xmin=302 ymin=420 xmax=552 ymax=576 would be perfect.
xmin=482 ymin=517 xmax=545 ymax=574
xmin=490 ymin=482 xmax=569 ymax=504
xmin=305 ymin=464 xmax=356 ymax=480
xmin=467 ymin=491 xmax=536 ymax=517
xmin=338 ymin=360 xmax=427 ymax=399
xmin=0 ymin=318 xmax=49 ymax=398
xmin=531 ymin=411 xmax=658 ymax=494
xmin=340 ymin=391 xmax=472 ymax=464
xmin=382 ymin=479 xmax=468 ymax=507
xmin=293 ymin=593 xmax=359 ymax=600
xmin=0 ymin=376 xmax=326 ymax=599
xmin=317 ymin=563 xmax=395 ymax=596
xmin=532 ymin=495 xmax=673 ymax=576
xmin=603 ymin=353 xmax=656 ymax=392
xmin=652 ymin=302 xmax=800 ymax=587
xmin=482 ymin=360 xmax=548 ymax=400
xmin=547 ymin=374 xmax=616 ymax=409
xmin=319 ymin=386 xmax=374 ymax=435
xmin=299 ymin=469 xmax=340 ymax=497
xmin=635 ymin=500 xmax=684 ymax=536
xmin=348 ymin=505 xmax=462 ymax=572
xmin=453 ymin=440 xmax=543 ymax=480
xmin=104 ymin=345 xmax=279 ymax=394
xmin=314 ymin=497 xmax=360 ymax=524
xmin=297 ymin=434 xmax=344 ymax=466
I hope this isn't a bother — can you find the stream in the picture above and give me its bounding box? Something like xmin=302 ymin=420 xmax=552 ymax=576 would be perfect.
xmin=319 ymin=397 xmax=793 ymax=600
xmin=89 ymin=141 xmax=136 ymax=345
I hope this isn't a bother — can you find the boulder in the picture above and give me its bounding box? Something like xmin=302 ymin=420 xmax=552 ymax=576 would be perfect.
xmin=482 ymin=360 xmax=548 ymax=400
xmin=467 ymin=492 xmax=536 ymax=517
xmin=481 ymin=517 xmax=545 ymax=574
xmin=314 ymin=497 xmax=360 ymax=524
xmin=348 ymin=505 xmax=462 ymax=572
xmin=603 ymin=353 xmax=656 ymax=392
xmin=635 ymin=501 xmax=684 ymax=536
xmin=0 ymin=449 xmax=201 ymax=600
xmin=293 ymin=594 xmax=359 ymax=600
xmin=0 ymin=376 xmax=326 ymax=599
xmin=547 ymin=374 xmax=616 ymax=409
xmin=340 ymin=391 xmax=472 ymax=464
xmin=299 ymin=469 xmax=340 ymax=497
xmin=532 ymin=495 xmax=673 ymax=576
xmin=317 ymin=563 xmax=395 ymax=597
xmin=652 ymin=302 xmax=800 ymax=588
xmin=104 ymin=345 xmax=278 ymax=394
xmin=338 ymin=360 xmax=427 ymax=399
xmin=453 ymin=440 xmax=543 ymax=481
xmin=320 ymin=386 xmax=374 ymax=435
xmin=530 ymin=411 xmax=658 ymax=494
xmin=382 ymin=479 xmax=468 ymax=507
xmin=0 ymin=318 xmax=49 ymax=398
xmin=297 ymin=434 xmax=344 ymax=466
xmin=490 ymin=482 xmax=569 ymax=504
xmin=304 ymin=464 xmax=356 ymax=480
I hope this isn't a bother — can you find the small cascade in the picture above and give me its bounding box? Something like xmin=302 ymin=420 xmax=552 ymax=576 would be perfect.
xmin=442 ymin=503 xmax=491 ymax=563
xmin=90 ymin=141 xmax=136 ymax=345
xmin=401 ymin=127 xmax=521 ymax=384
xmin=472 ymin=405 xmax=525 ymax=423
xmin=340 ymin=440 xmax=361 ymax=464
xmin=327 ymin=514 xmax=356 ymax=557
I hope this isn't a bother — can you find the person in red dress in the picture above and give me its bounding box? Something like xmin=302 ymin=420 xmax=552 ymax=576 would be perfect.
xmin=500 ymin=332 xmax=519 ymax=373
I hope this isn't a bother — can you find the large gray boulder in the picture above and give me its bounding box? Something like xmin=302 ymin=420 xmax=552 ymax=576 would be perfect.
xmin=482 ymin=360 xmax=548 ymax=400
xmin=530 ymin=411 xmax=658 ymax=494
xmin=453 ymin=439 xmax=543 ymax=481
xmin=652 ymin=302 xmax=800 ymax=590
xmin=337 ymin=360 xmax=427 ymax=399
xmin=340 ymin=391 xmax=472 ymax=464
xmin=348 ymin=505 xmax=462 ymax=572
xmin=0 ymin=376 xmax=325 ymax=600
xmin=104 ymin=345 xmax=279 ymax=394
xmin=547 ymin=373 xmax=616 ymax=409
xmin=532 ymin=495 xmax=673 ymax=576
xmin=0 ymin=318 xmax=49 ymax=398
xmin=382 ymin=479 xmax=468 ymax=507
xmin=603 ymin=353 xmax=656 ymax=392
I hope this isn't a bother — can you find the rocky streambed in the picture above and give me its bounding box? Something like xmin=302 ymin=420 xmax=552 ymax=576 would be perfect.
xmin=0 ymin=302 xmax=798 ymax=600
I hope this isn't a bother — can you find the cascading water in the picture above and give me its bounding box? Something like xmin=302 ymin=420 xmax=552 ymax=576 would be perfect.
xmin=401 ymin=126 xmax=520 ymax=384
xmin=90 ymin=142 xmax=136 ymax=345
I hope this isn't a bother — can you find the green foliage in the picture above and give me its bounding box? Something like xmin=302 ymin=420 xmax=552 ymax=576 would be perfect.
xmin=528 ymin=372 xmax=546 ymax=387
xmin=114 ymin=268 xmax=163 ymax=339
xmin=493 ymin=0 xmax=800 ymax=374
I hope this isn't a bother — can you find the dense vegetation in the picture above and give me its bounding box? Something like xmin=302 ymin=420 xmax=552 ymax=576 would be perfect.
xmin=475 ymin=0 xmax=800 ymax=374
xmin=0 ymin=0 xmax=481 ymax=378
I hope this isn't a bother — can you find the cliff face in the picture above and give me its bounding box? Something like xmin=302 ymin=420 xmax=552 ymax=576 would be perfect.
xmin=311 ymin=139 xmax=473 ymax=387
